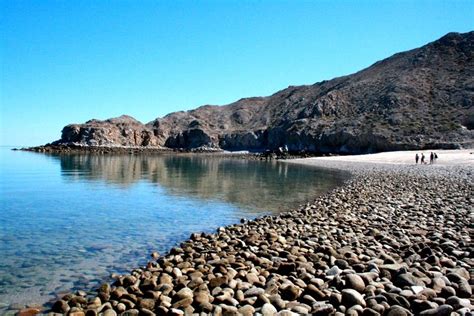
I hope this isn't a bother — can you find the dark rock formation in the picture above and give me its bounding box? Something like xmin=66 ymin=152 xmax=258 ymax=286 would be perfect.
xmin=53 ymin=31 xmax=474 ymax=153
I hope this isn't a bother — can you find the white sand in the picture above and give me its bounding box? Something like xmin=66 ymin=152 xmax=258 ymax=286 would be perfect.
xmin=292 ymin=149 xmax=474 ymax=166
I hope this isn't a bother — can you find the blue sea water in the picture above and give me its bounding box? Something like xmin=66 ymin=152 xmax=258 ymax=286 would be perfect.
xmin=0 ymin=147 xmax=348 ymax=310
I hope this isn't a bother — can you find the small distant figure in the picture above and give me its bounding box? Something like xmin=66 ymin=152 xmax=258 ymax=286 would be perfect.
xmin=430 ymin=152 xmax=434 ymax=164
xmin=415 ymin=153 xmax=419 ymax=164
xmin=421 ymin=153 xmax=425 ymax=164
xmin=434 ymin=153 xmax=438 ymax=161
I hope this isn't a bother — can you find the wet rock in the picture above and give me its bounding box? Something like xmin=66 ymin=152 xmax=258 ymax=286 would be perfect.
xmin=111 ymin=287 xmax=127 ymax=299
xmin=16 ymin=308 xmax=41 ymax=316
xmin=87 ymin=297 xmax=101 ymax=309
xmin=123 ymin=276 xmax=137 ymax=287
xmin=99 ymin=283 xmax=111 ymax=295
xmin=52 ymin=300 xmax=69 ymax=313
xmin=69 ymin=295 xmax=87 ymax=306
xmin=76 ymin=290 xmax=87 ymax=297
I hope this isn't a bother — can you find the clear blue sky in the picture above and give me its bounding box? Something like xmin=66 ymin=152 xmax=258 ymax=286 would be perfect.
xmin=1 ymin=0 xmax=473 ymax=146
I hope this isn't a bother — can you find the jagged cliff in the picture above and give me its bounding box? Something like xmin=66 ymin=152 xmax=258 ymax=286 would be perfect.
xmin=52 ymin=31 xmax=474 ymax=153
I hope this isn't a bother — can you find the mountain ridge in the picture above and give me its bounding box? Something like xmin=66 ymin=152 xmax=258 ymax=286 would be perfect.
xmin=51 ymin=31 xmax=474 ymax=153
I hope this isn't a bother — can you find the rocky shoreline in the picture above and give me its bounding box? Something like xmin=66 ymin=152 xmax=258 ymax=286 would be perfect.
xmin=16 ymin=144 xmax=327 ymax=161
xmin=16 ymin=144 xmax=203 ymax=155
xmin=23 ymin=160 xmax=474 ymax=315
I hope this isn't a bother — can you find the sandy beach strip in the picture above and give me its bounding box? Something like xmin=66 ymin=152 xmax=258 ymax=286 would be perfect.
xmin=290 ymin=149 xmax=474 ymax=167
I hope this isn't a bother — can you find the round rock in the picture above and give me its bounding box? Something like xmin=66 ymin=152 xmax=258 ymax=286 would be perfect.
xmin=345 ymin=274 xmax=365 ymax=292
xmin=262 ymin=303 xmax=278 ymax=316
xmin=342 ymin=289 xmax=366 ymax=308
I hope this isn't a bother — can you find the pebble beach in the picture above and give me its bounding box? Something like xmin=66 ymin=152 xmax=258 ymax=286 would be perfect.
xmin=35 ymin=150 xmax=474 ymax=315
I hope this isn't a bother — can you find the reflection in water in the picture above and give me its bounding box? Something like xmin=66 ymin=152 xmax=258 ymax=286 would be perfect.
xmin=0 ymin=149 xmax=348 ymax=310
xmin=57 ymin=154 xmax=347 ymax=212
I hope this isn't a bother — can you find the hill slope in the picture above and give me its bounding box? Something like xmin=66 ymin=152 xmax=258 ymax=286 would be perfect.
xmin=54 ymin=31 xmax=474 ymax=153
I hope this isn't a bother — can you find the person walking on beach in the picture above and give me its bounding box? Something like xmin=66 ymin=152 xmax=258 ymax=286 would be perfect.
xmin=430 ymin=152 xmax=434 ymax=164
xmin=415 ymin=153 xmax=419 ymax=164
xmin=421 ymin=153 xmax=425 ymax=164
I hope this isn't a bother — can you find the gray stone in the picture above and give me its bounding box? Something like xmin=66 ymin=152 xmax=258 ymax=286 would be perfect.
xmin=341 ymin=289 xmax=366 ymax=308
xmin=419 ymin=305 xmax=453 ymax=316
xmin=386 ymin=305 xmax=412 ymax=316
xmin=327 ymin=266 xmax=342 ymax=276
xmin=261 ymin=303 xmax=278 ymax=316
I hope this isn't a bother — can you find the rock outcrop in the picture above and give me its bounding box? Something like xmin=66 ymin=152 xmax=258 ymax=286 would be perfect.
xmin=52 ymin=31 xmax=474 ymax=153
xmin=58 ymin=115 xmax=161 ymax=147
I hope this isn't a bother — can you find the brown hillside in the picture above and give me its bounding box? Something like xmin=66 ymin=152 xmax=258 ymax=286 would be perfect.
xmin=54 ymin=31 xmax=474 ymax=153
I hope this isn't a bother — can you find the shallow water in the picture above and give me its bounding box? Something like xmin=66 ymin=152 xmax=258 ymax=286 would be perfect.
xmin=0 ymin=148 xmax=348 ymax=310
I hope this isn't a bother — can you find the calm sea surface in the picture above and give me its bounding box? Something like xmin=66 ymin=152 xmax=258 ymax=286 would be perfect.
xmin=0 ymin=147 xmax=348 ymax=310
